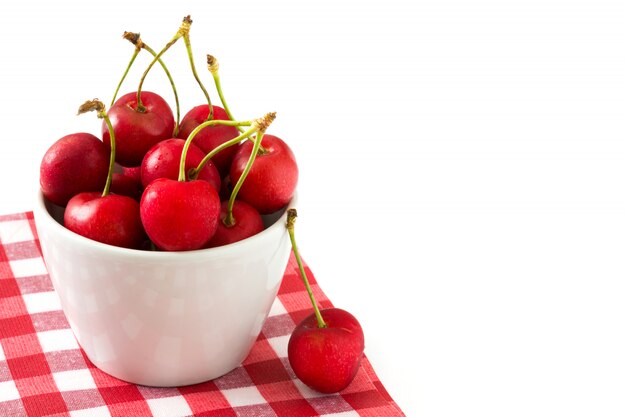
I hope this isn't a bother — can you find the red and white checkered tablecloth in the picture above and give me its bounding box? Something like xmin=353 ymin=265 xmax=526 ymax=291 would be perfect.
xmin=0 ymin=212 xmax=405 ymax=417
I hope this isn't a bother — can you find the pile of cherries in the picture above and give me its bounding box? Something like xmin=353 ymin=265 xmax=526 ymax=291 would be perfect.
xmin=39 ymin=17 xmax=297 ymax=252
xmin=39 ymin=16 xmax=364 ymax=394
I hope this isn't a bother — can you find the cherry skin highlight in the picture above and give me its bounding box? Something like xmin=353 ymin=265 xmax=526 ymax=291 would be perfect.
xmin=140 ymin=178 xmax=220 ymax=251
xmin=288 ymin=308 xmax=365 ymax=394
xmin=140 ymin=138 xmax=220 ymax=191
xmin=178 ymin=105 xmax=239 ymax=176
xmin=64 ymin=192 xmax=146 ymax=249
xmin=40 ymin=133 xmax=109 ymax=207
xmin=230 ymin=134 xmax=298 ymax=214
xmin=205 ymin=200 xmax=264 ymax=248
xmin=103 ymin=91 xmax=175 ymax=166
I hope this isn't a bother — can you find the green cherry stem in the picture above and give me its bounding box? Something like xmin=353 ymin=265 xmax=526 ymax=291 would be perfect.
xmin=183 ymin=30 xmax=213 ymax=121
xmin=178 ymin=118 xmax=255 ymax=182
xmin=123 ymin=32 xmax=181 ymax=136
xmin=224 ymin=130 xmax=264 ymax=226
xmin=77 ymin=99 xmax=116 ymax=197
xmin=135 ymin=16 xmax=190 ymax=112
xmin=286 ymin=209 xmax=327 ymax=329
xmin=190 ymin=112 xmax=276 ymax=186
xmin=207 ymin=54 xmax=243 ymax=133
xmin=223 ymin=112 xmax=276 ymax=226
xmin=110 ymin=38 xmax=140 ymax=107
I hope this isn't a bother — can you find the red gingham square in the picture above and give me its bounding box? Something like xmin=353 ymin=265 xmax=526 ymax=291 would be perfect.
xmin=0 ymin=278 xmax=21 ymax=298
xmin=270 ymin=398 xmax=319 ymax=417
xmin=14 ymin=374 xmax=60 ymax=397
xmin=98 ymin=384 xmax=146 ymax=404
xmin=0 ymin=314 xmax=35 ymax=338
xmin=256 ymin=380 xmax=305 ymax=403
xmin=6 ymin=353 xmax=50 ymax=379
xmin=245 ymin=358 xmax=292 ymax=386
xmin=179 ymin=389 xmax=232 ymax=414
xmin=21 ymin=391 xmax=69 ymax=416
xmin=0 ymin=212 xmax=406 ymax=417
xmin=0 ymin=296 xmax=29 ymax=320
xmin=2 ymin=333 xmax=44 ymax=357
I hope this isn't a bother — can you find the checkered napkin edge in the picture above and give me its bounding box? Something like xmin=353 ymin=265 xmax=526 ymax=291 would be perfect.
xmin=0 ymin=211 xmax=405 ymax=417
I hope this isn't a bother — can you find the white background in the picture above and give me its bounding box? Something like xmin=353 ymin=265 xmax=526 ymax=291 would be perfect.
xmin=1 ymin=1 xmax=626 ymax=416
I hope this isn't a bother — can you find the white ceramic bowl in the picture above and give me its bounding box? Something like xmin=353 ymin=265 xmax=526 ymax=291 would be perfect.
xmin=33 ymin=190 xmax=294 ymax=387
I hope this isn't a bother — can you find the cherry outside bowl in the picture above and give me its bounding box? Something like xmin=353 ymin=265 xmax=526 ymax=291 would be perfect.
xmin=33 ymin=190 xmax=294 ymax=387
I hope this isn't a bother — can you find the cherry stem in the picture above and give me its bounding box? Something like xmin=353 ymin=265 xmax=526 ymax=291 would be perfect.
xmin=111 ymin=46 xmax=139 ymax=107
xmin=286 ymin=209 xmax=327 ymax=329
xmin=178 ymin=119 xmax=254 ymax=182
xmin=190 ymin=112 xmax=276 ymax=184
xmin=135 ymin=16 xmax=190 ymax=112
xmin=127 ymin=32 xmax=181 ymax=136
xmin=184 ymin=34 xmax=213 ymax=121
xmin=207 ymin=54 xmax=242 ymax=133
xmin=77 ymin=99 xmax=116 ymax=197
xmin=224 ymin=130 xmax=265 ymax=226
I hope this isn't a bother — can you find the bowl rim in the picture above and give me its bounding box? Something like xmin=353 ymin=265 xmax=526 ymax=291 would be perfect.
xmin=34 ymin=190 xmax=296 ymax=261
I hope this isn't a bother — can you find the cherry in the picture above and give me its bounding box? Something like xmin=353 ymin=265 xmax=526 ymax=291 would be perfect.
xmin=110 ymin=172 xmax=144 ymax=201
xmin=64 ymin=192 xmax=146 ymax=249
xmin=285 ymin=209 xmax=365 ymax=393
xmin=102 ymin=90 xmax=175 ymax=166
xmin=111 ymin=32 xmax=181 ymax=135
xmin=40 ymin=132 xmax=109 ymax=206
xmin=140 ymin=178 xmax=220 ymax=251
xmin=191 ymin=112 xmax=275 ymax=246
xmin=140 ymin=138 xmax=220 ymax=192
xmin=205 ymin=200 xmax=263 ymax=248
xmin=63 ymin=100 xmax=146 ymax=249
xmin=230 ymin=134 xmax=298 ymax=214
xmin=289 ymin=308 xmax=365 ymax=394
xmin=121 ymin=165 xmax=142 ymax=182
xmin=177 ymin=105 xmax=239 ymax=176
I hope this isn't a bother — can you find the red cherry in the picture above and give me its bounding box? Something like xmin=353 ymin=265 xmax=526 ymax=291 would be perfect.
xmin=110 ymin=173 xmax=144 ymax=201
xmin=140 ymin=178 xmax=220 ymax=251
xmin=205 ymin=200 xmax=264 ymax=248
xmin=288 ymin=308 xmax=365 ymax=393
xmin=103 ymin=91 xmax=175 ymax=166
xmin=178 ymin=105 xmax=239 ymax=176
xmin=140 ymin=138 xmax=220 ymax=192
xmin=229 ymin=134 xmax=298 ymax=214
xmin=121 ymin=165 xmax=142 ymax=183
xmin=40 ymin=133 xmax=109 ymax=206
xmin=64 ymin=192 xmax=146 ymax=249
